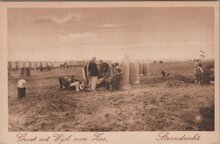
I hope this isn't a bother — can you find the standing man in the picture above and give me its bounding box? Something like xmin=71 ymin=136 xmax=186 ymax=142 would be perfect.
xmin=194 ymin=63 xmax=203 ymax=85
xmin=88 ymin=57 xmax=99 ymax=91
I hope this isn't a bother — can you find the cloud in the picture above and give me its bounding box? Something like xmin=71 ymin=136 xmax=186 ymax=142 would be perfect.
xmin=99 ymin=24 xmax=119 ymax=28
xmin=59 ymin=32 xmax=93 ymax=40
xmin=148 ymin=42 xmax=213 ymax=47
xmin=50 ymin=14 xmax=79 ymax=24
xmin=33 ymin=14 xmax=81 ymax=24
xmin=33 ymin=18 xmax=54 ymax=24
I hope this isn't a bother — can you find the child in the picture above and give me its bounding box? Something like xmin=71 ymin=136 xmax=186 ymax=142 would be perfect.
xmin=17 ymin=79 xmax=27 ymax=99
xmin=194 ymin=63 xmax=203 ymax=84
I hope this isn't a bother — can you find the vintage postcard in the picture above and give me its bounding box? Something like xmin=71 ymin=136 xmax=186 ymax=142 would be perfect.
xmin=0 ymin=1 xmax=219 ymax=144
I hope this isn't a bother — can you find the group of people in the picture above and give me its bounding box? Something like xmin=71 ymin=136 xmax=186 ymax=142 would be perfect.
xmin=194 ymin=62 xmax=214 ymax=85
xmin=160 ymin=61 xmax=214 ymax=85
xmin=58 ymin=75 xmax=85 ymax=91
xmin=58 ymin=57 xmax=123 ymax=92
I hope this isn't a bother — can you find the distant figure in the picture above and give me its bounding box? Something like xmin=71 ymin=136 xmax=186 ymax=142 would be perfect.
xmin=60 ymin=62 xmax=68 ymax=69
xmin=39 ymin=65 xmax=43 ymax=72
xmin=161 ymin=70 xmax=166 ymax=77
xmin=88 ymin=57 xmax=99 ymax=91
xmin=46 ymin=65 xmax=51 ymax=71
xmin=194 ymin=63 xmax=203 ymax=84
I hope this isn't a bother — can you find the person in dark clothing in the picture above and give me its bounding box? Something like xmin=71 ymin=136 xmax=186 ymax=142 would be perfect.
xmin=161 ymin=70 xmax=166 ymax=77
xmin=107 ymin=68 xmax=123 ymax=91
xmin=96 ymin=62 xmax=112 ymax=88
xmin=97 ymin=65 xmax=123 ymax=91
xmin=88 ymin=61 xmax=99 ymax=76
xmin=99 ymin=62 xmax=109 ymax=78
xmin=88 ymin=57 xmax=99 ymax=91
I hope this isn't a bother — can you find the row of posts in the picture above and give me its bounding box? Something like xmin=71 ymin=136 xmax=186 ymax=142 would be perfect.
xmin=8 ymin=61 xmax=89 ymax=77
xmin=8 ymin=61 xmax=87 ymax=70
xmin=9 ymin=60 xmax=150 ymax=82
xmin=120 ymin=60 xmax=150 ymax=86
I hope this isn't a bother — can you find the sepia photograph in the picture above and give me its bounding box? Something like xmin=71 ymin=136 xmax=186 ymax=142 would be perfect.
xmin=7 ymin=6 xmax=216 ymax=132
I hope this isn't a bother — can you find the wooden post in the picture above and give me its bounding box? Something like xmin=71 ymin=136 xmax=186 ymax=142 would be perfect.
xmin=34 ymin=61 xmax=37 ymax=70
xmin=129 ymin=62 xmax=140 ymax=84
xmin=36 ymin=62 xmax=40 ymax=70
xmin=30 ymin=62 xmax=34 ymax=70
xmin=15 ymin=61 xmax=19 ymax=70
xmin=42 ymin=61 xmax=46 ymax=69
xmin=51 ymin=61 xmax=54 ymax=69
xmin=11 ymin=61 xmax=17 ymax=71
xmin=139 ymin=62 xmax=143 ymax=76
xmin=54 ymin=61 xmax=58 ymax=69
xmin=143 ymin=62 xmax=150 ymax=76
xmin=24 ymin=62 xmax=31 ymax=77
xmin=8 ymin=61 xmax=12 ymax=72
xmin=147 ymin=62 xmax=150 ymax=75
xmin=120 ymin=60 xmax=130 ymax=87
xmin=20 ymin=68 xmax=25 ymax=76
xmin=8 ymin=61 xmax=11 ymax=76
xmin=19 ymin=62 xmax=25 ymax=76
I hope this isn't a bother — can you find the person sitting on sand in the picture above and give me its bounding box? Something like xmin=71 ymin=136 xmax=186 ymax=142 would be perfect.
xmin=194 ymin=63 xmax=203 ymax=85
xmin=96 ymin=65 xmax=123 ymax=91
xmin=96 ymin=62 xmax=112 ymax=89
xmin=98 ymin=60 xmax=110 ymax=79
xmin=58 ymin=75 xmax=85 ymax=91
xmin=106 ymin=66 xmax=123 ymax=91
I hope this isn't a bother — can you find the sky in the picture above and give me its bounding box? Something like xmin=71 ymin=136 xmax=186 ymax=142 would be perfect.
xmin=8 ymin=7 xmax=214 ymax=61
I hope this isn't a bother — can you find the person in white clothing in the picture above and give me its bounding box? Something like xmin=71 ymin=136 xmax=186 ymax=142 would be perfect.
xmin=17 ymin=79 xmax=26 ymax=99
